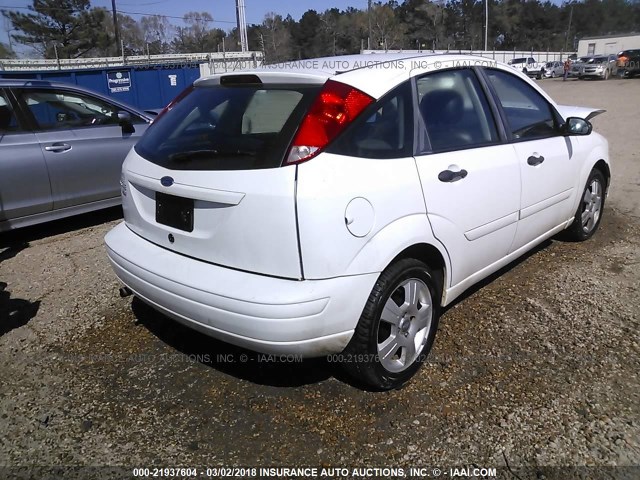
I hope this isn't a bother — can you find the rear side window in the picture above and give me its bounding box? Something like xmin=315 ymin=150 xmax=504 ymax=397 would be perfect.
xmin=417 ymin=68 xmax=499 ymax=152
xmin=485 ymin=69 xmax=558 ymax=140
xmin=0 ymin=91 xmax=20 ymax=133
xmin=328 ymin=82 xmax=413 ymax=159
xmin=135 ymin=84 xmax=320 ymax=170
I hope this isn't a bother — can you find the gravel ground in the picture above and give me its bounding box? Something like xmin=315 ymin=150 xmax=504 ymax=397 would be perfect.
xmin=1 ymin=78 xmax=639 ymax=479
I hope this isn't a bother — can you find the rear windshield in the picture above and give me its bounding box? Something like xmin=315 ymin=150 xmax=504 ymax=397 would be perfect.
xmin=135 ymin=84 xmax=320 ymax=170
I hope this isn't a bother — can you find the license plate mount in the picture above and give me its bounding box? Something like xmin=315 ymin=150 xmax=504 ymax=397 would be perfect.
xmin=156 ymin=192 xmax=194 ymax=232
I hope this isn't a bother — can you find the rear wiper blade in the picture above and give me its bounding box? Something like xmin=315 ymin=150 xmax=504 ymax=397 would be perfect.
xmin=169 ymin=149 xmax=219 ymax=162
xmin=169 ymin=149 xmax=256 ymax=162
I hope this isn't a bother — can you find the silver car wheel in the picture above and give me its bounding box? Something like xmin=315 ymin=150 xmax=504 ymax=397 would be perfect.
xmin=377 ymin=278 xmax=432 ymax=373
xmin=581 ymin=178 xmax=603 ymax=233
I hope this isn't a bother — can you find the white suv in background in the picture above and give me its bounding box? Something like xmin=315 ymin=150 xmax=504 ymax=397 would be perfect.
xmin=105 ymin=54 xmax=610 ymax=390
xmin=509 ymin=57 xmax=545 ymax=79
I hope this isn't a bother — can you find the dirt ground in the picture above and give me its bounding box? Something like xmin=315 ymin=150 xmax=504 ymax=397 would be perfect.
xmin=1 ymin=77 xmax=639 ymax=479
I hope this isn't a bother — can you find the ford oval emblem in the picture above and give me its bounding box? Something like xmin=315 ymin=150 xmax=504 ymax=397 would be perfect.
xmin=160 ymin=176 xmax=174 ymax=187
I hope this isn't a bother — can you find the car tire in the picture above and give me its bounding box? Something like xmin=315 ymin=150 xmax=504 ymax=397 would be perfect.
xmin=563 ymin=169 xmax=606 ymax=241
xmin=340 ymin=258 xmax=441 ymax=390
xmin=603 ymin=69 xmax=610 ymax=80
xmin=551 ymin=71 xmax=556 ymax=78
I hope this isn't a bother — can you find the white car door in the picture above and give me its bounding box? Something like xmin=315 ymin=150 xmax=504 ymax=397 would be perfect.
xmin=412 ymin=68 xmax=521 ymax=288
xmin=483 ymin=68 xmax=579 ymax=252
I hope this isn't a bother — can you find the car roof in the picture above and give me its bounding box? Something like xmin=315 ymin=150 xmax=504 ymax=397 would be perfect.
xmin=197 ymin=52 xmax=523 ymax=99
xmin=0 ymin=78 xmax=152 ymax=119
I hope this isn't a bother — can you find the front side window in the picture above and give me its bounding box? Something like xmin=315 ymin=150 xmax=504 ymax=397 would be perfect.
xmin=485 ymin=69 xmax=558 ymax=140
xmin=328 ymin=82 xmax=413 ymax=159
xmin=135 ymin=84 xmax=319 ymax=170
xmin=19 ymin=89 xmax=138 ymax=131
xmin=0 ymin=91 xmax=21 ymax=133
xmin=416 ymin=68 xmax=499 ymax=153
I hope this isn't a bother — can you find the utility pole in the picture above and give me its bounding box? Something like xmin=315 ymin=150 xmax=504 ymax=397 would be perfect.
xmin=368 ymin=0 xmax=372 ymax=50
xmin=484 ymin=0 xmax=489 ymax=51
xmin=111 ymin=0 xmax=120 ymax=56
xmin=236 ymin=0 xmax=248 ymax=52
xmin=565 ymin=3 xmax=574 ymax=52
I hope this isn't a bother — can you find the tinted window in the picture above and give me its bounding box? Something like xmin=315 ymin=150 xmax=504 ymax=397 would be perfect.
xmin=20 ymin=89 xmax=141 ymax=131
xmin=485 ymin=69 xmax=558 ymax=140
xmin=328 ymin=82 xmax=413 ymax=159
xmin=135 ymin=84 xmax=319 ymax=170
xmin=417 ymin=69 xmax=499 ymax=152
xmin=0 ymin=91 xmax=20 ymax=133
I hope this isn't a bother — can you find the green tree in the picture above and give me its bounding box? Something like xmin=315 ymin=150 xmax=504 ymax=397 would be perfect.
xmin=172 ymin=12 xmax=226 ymax=53
xmin=3 ymin=0 xmax=110 ymax=58
xmin=140 ymin=15 xmax=173 ymax=54
xmin=259 ymin=13 xmax=293 ymax=62
xmin=0 ymin=42 xmax=16 ymax=58
xmin=97 ymin=13 xmax=144 ymax=56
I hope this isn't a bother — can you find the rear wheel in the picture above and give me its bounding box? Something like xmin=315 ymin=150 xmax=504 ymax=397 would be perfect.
xmin=564 ymin=169 xmax=606 ymax=241
xmin=340 ymin=258 xmax=440 ymax=390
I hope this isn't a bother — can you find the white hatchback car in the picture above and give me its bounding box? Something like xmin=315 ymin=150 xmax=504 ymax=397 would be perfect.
xmin=105 ymin=54 xmax=610 ymax=389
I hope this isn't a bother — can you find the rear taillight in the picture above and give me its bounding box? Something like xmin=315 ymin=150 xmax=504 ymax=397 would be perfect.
xmin=286 ymin=80 xmax=373 ymax=164
xmin=153 ymin=84 xmax=194 ymax=123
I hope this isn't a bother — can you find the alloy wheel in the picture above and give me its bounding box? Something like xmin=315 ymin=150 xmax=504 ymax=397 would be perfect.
xmin=376 ymin=278 xmax=432 ymax=373
xmin=581 ymin=177 xmax=603 ymax=233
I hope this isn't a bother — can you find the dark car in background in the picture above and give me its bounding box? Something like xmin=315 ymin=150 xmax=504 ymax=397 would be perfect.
xmin=0 ymin=80 xmax=153 ymax=232
xmin=617 ymin=49 xmax=640 ymax=77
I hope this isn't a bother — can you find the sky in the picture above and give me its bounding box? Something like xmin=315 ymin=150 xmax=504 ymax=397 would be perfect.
xmin=1 ymin=0 xmax=370 ymax=49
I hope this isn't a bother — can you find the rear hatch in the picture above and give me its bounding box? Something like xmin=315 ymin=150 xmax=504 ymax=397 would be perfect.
xmin=121 ymin=74 xmax=323 ymax=279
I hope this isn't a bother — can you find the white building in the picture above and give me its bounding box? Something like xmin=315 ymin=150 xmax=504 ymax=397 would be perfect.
xmin=577 ymin=33 xmax=640 ymax=56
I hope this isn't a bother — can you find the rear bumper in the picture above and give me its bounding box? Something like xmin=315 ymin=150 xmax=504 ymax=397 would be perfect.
xmin=105 ymin=222 xmax=377 ymax=357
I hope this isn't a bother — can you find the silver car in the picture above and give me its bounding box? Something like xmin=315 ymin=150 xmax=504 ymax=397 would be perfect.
xmin=543 ymin=61 xmax=564 ymax=78
xmin=570 ymin=56 xmax=594 ymax=78
xmin=581 ymin=55 xmax=618 ymax=79
xmin=0 ymin=80 xmax=153 ymax=232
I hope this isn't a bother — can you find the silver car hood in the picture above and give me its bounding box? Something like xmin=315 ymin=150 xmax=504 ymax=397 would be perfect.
xmin=556 ymin=105 xmax=606 ymax=121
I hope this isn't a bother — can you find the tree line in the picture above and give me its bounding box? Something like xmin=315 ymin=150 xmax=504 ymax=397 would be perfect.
xmin=2 ymin=0 xmax=640 ymax=61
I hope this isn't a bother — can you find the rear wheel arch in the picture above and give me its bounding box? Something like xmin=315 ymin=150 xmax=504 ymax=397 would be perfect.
xmin=388 ymin=243 xmax=447 ymax=306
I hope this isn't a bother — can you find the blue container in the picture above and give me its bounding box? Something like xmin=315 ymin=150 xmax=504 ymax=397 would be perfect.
xmin=0 ymin=63 xmax=202 ymax=110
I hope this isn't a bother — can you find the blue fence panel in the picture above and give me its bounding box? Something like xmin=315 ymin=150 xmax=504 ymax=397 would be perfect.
xmin=0 ymin=64 xmax=202 ymax=111
xmin=75 ymin=70 xmax=108 ymax=96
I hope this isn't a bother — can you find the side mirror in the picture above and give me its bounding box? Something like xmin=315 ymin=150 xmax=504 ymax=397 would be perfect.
xmin=117 ymin=110 xmax=135 ymax=134
xmin=563 ymin=117 xmax=592 ymax=136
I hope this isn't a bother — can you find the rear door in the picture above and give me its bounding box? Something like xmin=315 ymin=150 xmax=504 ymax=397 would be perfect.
xmin=16 ymin=87 xmax=149 ymax=209
xmin=0 ymin=88 xmax=52 ymax=222
xmin=412 ymin=68 xmax=521 ymax=287
xmin=122 ymin=78 xmax=322 ymax=279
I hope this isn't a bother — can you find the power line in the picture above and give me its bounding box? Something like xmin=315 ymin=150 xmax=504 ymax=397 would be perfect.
xmin=117 ymin=9 xmax=237 ymax=24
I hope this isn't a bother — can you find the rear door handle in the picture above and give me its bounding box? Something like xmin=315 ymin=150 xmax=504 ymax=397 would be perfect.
xmin=438 ymin=169 xmax=468 ymax=183
xmin=44 ymin=143 xmax=71 ymax=153
xmin=527 ymin=154 xmax=545 ymax=166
